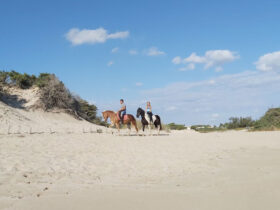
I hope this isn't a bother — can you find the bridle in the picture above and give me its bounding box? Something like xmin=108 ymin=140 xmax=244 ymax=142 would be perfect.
xmin=137 ymin=108 xmax=145 ymax=118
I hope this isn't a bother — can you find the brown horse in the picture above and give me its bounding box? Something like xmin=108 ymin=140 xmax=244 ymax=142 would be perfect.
xmin=102 ymin=110 xmax=138 ymax=134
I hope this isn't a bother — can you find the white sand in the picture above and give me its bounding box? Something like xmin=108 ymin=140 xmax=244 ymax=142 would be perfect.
xmin=1 ymin=131 xmax=280 ymax=210
xmin=1 ymin=88 xmax=280 ymax=209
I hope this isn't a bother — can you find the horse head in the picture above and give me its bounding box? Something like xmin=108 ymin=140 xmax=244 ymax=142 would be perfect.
xmin=102 ymin=111 xmax=108 ymax=122
xmin=136 ymin=107 xmax=144 ymax=118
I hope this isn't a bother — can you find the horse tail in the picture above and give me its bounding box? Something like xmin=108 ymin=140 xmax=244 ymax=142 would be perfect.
xmin=129 ymin=114 xmax=138 ymax=132
xmin=156 ymin=115 xmax=162 ymax=130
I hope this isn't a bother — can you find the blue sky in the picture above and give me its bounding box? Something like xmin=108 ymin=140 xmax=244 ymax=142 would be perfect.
xmin=1 ymin=0 xmax=280 ymax=124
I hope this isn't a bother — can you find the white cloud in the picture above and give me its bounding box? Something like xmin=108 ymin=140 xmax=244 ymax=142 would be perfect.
xmin=135 ymin=82 xmax=143 ymax=86
xmin=111 ymin=47 xmax=119 ymax=53
xmin=184 ymin=53 xmax=206 ymax=63
xmin=146 ymin=47 xmax=165 ymax=56
xmin=129 ymin=50 xmax=138 ymax=55
xmin=178 ymin=63 xmax=195 ymax=71
xmin=65 ymin=27 xmax=129 ymax=45
xmin=255 ymin=51 xmax=280 ymax=72
xmin=107 ymin=61 xmax=114 ymax=66
xmin=173 ymin=50 xmax=239 ymax=71
xmin=107 ymin=31 xmax=129 ymax=39
xmin=204 ymin=50 xmax=239 ymax=69
xmin=141 ymin=71 xmax=280 ymax=124
xmin=172 ymin=56 xmax=182 ymax=64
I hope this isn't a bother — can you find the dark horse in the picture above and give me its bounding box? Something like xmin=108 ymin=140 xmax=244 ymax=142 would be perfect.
xmin=136 ymin=107 xmax=162 ymax=135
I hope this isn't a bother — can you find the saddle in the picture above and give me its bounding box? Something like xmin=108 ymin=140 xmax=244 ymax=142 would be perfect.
xmin=145 ymin=112 xmax=154 ymax=123
xmin=116 ymin=112 xmax=129 ymax=121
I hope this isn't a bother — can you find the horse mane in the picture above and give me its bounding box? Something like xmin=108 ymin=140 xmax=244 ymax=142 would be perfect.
xmin=137 ymin=107 xmax=145 ymax=113
xmin=103 ymin=110 xmax=115 ymax=114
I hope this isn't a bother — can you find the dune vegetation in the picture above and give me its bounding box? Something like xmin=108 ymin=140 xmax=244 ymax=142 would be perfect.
xmin=167 ymin=123 xmax=186 ymax=130
xmin=192 ymin=109 xmax=280 ymax=132
xmin=0 ymin=70 xmax=106 ymax=126
xmin=253 ymin=108 xmax=280 ymax=130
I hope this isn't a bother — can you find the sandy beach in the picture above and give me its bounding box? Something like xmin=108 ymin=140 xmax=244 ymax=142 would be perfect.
xmin=2 ymin=0 xmax=280 ymax=209
xmin=1 ymin=130 xmax=280 ymax=210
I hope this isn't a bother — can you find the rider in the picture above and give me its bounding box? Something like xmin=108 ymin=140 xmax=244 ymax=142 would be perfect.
xmin=118 ymin=99 xmax=126 ymax=124
xmin=146 ymin=101 xmax=153 ymax=122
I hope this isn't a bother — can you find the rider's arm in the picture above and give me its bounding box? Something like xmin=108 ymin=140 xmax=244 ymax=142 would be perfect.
xmin=150 ymin=105 xmax=152 ymax=112
xmin=119 ymin=105 xmax=126 ymax=112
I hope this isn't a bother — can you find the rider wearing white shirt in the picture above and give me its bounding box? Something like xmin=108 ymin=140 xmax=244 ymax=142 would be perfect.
xmin=118 ymin=99 xmax=126 ymax=124
xmin=146 ymin=101 xmax=153 ymax=122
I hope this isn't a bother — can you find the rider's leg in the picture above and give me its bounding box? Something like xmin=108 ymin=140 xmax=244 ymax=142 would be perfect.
xmin=119 ymin=111 xmax=123 ymax=124
xmin=121 ymin=111 xmax=126 ymax=124
xmin=119 ymin=111 xmax=122 ymax=122
xmin=148 ymin=112 xmax=153 ymax=122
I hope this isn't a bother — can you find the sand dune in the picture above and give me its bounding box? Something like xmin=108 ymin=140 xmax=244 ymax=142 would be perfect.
xmin=0 ymin=101 xmax=104 ymax=135
xmin=0 ymin=87 xmax=107 ymax=135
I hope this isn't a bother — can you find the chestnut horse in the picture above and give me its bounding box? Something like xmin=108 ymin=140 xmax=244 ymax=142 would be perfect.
xmin=102 ymin=110 xmax=138 ymax=134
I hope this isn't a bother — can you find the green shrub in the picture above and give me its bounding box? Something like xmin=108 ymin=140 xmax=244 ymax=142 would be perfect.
xmin=167 ymin=123 xmax=186 ymax=130
xmin=0 ymin=70 xmax=36 ymax=89
xmin=38 ymin=74 xmax=106 ymax=126
xmin=0 ymin=83 xmax=4 ymax=97
xmin=0 ymin=71 xmax=9 ymax=83
xmin=0 ymin=71 xmax=8 ymax=97
xmin=35 ymin=73 xmax=52 ymax=88
xmin=40 ymin=74 xmax=74 ymax=110
xmin=219 ymin=117 xmax=255 ymax=129
xmin=254 ymin=108 xmax=280 ymax=130
xmin=75 ymin=99 xmax=98 ymax=122
xmin=19 ymin=73 xmax=37 ymax=89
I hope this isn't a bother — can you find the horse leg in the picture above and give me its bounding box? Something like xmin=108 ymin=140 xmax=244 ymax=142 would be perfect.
xmin=131 ymin=120 xmax=138 ymax=134
xmin=142 ymin=124 xmax=145 ymax=133
xmin=127 ymin=123 xmax=131 ymax=136
xmin=116 ymin=122 xmax=120 ymax=135
xmin=148 ymin=124 xmax=151 ymax=135
xmin=155 ymin=122 xmax=160 ymax=135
